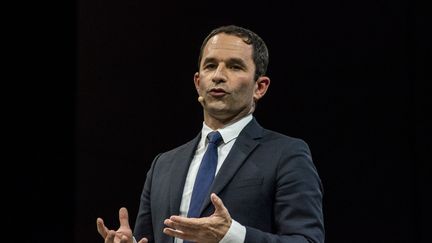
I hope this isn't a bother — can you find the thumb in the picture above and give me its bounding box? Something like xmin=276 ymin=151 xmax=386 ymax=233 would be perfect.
xmin=119 ymin=207 xmax=131 ymax=228
xmin=210 ymin=193 xmax=227 ymax=214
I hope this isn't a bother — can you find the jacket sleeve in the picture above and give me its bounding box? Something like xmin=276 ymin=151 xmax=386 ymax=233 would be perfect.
xmin=133 ymin=153 xmax=162 ymax=243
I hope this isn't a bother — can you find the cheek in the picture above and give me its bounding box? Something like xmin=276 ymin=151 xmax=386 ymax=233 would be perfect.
xmin=198 ymin=74 xmax=211 ymax=86
xmin=196 ymin=76 xmax=206 ymax=89
xmin=234 ymin=83 xmax=255 ymax=100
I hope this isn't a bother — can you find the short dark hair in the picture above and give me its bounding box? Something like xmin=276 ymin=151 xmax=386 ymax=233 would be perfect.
xmin=198 ymin=25 xmax=269 ymax=81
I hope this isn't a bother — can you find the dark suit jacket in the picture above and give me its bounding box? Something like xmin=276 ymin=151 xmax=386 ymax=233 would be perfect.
xmin=134 ymin=118 xmax=324 ymax=243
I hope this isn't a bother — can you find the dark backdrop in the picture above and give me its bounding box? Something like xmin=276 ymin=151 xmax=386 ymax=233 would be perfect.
xmin=27 ymin=0 xmax=429 ymax=242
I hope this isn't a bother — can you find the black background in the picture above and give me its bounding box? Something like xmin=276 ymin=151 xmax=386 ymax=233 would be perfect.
xmin=23 ymin=0 xmax=429 ymax=242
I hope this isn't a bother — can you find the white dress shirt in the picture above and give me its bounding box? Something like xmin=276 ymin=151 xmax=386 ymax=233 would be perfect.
xmin=174 ymin=115 xmax=252 ymax=243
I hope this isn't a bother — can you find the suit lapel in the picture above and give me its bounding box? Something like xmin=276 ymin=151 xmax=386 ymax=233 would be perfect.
xmin=199 ymin=119 xmax=263 ymax=215
xmin=168 ymin=134 xmax=201 ymax=215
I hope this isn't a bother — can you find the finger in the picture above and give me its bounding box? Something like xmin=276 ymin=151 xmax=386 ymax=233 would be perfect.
xmin=137 ymin=238 xmax=149 ymax=243
xmin=120 ymin=234 xmax=129 ymax=243
xmin=163 ymin=227 xmax=192 ymax=240
xmin=96 ymin=218 xmax=108 ymax=238
xmin=168 ymin=216 xmax=201 ymax=229
xmin=106 ymin=230 xmax=116 ymax=243
xmin=211 ymin=193 xmax=227 ymax=213
xmin=119 ymin=207 xmax=130 ymax=228
xmin=164 ymin=218 xmax=193 ymax=233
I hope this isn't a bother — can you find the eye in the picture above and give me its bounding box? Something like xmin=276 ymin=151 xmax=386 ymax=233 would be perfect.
xmin=203 ymin=63 xmax=217 ymax=70
xmin=229 ymin=65 xmax=243 ymax=70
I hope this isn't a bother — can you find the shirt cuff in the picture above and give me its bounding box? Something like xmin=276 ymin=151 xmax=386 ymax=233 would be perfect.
xmin=219 ymin=219 xmax=246 ymax=243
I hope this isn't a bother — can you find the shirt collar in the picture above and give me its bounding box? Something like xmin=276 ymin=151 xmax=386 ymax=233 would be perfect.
xmin=201 ymin=114 xmax=253 ymax=145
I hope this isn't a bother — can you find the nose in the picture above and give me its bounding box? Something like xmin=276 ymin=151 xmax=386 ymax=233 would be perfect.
xmin=212 ymin=64 xmax=227 ymax=84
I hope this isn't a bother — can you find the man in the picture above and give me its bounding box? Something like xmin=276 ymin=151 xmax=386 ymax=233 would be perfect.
xmin=97 ymin=25 xmax=324 ymax=243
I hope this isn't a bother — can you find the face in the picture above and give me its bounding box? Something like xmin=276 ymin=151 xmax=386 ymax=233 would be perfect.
xmin=194 ymin=33 xmax=270 ymax=127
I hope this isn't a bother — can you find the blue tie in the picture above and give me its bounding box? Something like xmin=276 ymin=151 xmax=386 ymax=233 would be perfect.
xmin=187 ymin=131 xmax=223 ymax=219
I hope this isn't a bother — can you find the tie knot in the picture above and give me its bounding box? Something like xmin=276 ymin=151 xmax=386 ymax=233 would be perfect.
xmin=207 ymin=131 xmax=222 ymax=145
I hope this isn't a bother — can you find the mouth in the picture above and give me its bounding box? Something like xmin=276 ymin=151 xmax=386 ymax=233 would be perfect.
xmin=208 ymin=88 xmax=228 ymax=98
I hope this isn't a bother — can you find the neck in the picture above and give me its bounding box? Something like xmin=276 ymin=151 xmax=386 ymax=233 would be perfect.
xmin=204 ymin=107 xmax=254 ymax=130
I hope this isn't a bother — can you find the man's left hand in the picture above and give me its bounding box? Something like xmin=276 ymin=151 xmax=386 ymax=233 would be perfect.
xmin=163 ymin=193 xmax=232 ymax=243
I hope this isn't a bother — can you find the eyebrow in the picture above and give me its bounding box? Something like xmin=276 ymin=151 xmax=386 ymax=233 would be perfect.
xmin=202 ymin=57 xmax=247 ymax=68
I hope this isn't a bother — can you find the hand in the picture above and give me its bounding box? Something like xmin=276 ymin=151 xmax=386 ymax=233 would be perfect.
xmin=96 ymin=207 xmax=148 ymax=243
xmin=163 ymin=193 xmax=232 ymax=243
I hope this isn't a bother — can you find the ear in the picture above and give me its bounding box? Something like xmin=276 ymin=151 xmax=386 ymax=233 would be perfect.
xmin=253 ymin=76 xmax=270 ymax=102
xmin=194 ymin=72 xmax=200 ymax=93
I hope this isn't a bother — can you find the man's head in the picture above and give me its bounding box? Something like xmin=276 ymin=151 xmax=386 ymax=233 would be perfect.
xmin=198 ymin=25 xmax=269 ymax=81
xmin=194 ymin=25 xmax=270 ymax=129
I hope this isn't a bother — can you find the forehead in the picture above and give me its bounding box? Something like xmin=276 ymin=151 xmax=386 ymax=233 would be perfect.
xmin=202 ymin=33 xmax=253 ymax=60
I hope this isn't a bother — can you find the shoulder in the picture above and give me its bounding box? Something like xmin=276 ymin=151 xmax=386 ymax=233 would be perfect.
xmin=262 ymin=128 xmax=309 ymax=148
xmin=244 ymin=118 xmax=310 ymax=148
xmin=257 ymin=129 xmax=312 ymax=162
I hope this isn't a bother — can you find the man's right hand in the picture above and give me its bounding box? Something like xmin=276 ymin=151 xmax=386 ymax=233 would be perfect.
xmin=96 ymin=207 xmax=148 ymax=243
